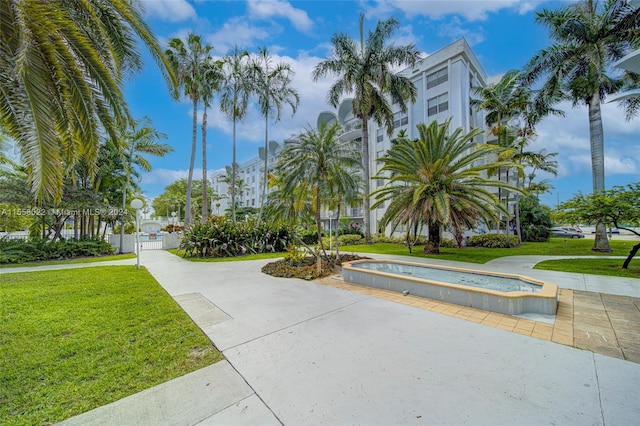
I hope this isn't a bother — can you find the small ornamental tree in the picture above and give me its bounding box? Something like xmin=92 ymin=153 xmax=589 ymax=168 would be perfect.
xmin=518 ymin=195 xmax=552 ymax=242
xmin=559 ymin=184 xmax=640 ymax=269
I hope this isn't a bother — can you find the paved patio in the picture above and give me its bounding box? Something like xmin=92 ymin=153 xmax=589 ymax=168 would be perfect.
xmin=56 ymin=250 xmax=640 ymax=425
xmin=315 ymin=274 xmax=640 ymax=363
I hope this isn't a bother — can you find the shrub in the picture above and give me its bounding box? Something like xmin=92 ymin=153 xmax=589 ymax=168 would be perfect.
xmin=439 ymin=238 xmax=457 ymax=248
xmin=467 ymin=234 xmax=519 ymax=248
xmin=0 ymin=237 xmax=115 ymax=264
xmin=162 ymin=224 xmax=184 ymax=233
xmin=180 ymin=216 xmax=290 ymax=258
xmin=337 ymin=234 xmax=364 ymax=246
xmin=298 ymin=229 xmax=319 ymax=245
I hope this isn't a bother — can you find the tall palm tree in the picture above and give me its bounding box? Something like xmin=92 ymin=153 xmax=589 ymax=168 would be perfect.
xmin=220 ymin=47 xmax=253 ymax=222
xmin=166 ymin=33 xmax=214 ymax=227
xmin=522 ymin=0 xmax=640 ymax=252
xmin=0 ymin=0 xmax=176 ymax=202
xmin=277 ymin=122 xmax=361 ymax=258
xmin=312 ymin=13 xmax=421 ymax=243
xmin=116 ymin=117 xmax=172 ymax=253
xmin=250 ymin=47 xmax=300 ymax=223
xmin=199 ymin=58 xmax=223 ymax=222
xmin=371 ymin=119 xmax=520 ymax=254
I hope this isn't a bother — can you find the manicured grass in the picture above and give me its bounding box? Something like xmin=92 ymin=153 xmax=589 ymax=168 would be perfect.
xmin=535 ymin=258 xmax=640 ymax=278
xmin=345 ymin=239 xmax=638 ymax=265
xmin=0 ymin=253 xmax=136 ymax=268
xmin=0 ymin=266 xmax=223 ymax=425
xmin=168 ymin=249 xmax=284 ymax=262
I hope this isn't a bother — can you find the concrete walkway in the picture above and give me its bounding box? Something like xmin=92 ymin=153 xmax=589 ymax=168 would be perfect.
xmin=42 ymin=250 xmax=640 ymax=425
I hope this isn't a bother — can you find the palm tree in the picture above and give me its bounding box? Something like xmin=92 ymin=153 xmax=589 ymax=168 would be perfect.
xmin=220 ymin=47 xmax=253 ymax=222
xmin=522 ymin=0 xmax=640 ymax=252
xmin=116 ymin=117 xmax=172 ymax=253
xmin=0 ymin=0 xmax=176 ymax=202
xmin=277 ymin=122 xmax=361 ymax=260
xmin=371 ymin=119 xmax=520 ymax=254
xmin=312 ymin=13 xmax=421 ymax=243
xmin=250 ymin=47 xmax=300 ymax=223
xmin=199 ymin=58 xmax=223 ymax=222
xmin=166 ymin=33 xmax=214 ymax=227
xmin=472 ymin=70 xmax=531 ymax=240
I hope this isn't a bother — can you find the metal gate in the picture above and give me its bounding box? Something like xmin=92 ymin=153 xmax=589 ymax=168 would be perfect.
xmin=139 ymin=233 xmax=163 ymax=250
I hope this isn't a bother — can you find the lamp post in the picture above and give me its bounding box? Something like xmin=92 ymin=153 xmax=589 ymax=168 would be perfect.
xmin=171 ymin=211 xmax=176 ymax=225
xmin=328 ymin=210 xmax=334 ymax=251
xmin=131 ymin=198 xmax=143 ymax=269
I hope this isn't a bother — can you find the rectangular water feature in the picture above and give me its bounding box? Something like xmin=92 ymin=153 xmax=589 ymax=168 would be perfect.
xmin=341 ymin=260 xmax=558 ymax=316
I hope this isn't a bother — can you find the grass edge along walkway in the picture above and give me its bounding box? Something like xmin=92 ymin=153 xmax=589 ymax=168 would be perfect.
xmin=0 ymin=266 xmax=223 ymax=425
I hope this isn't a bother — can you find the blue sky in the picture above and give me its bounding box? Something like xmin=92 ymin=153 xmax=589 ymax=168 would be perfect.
xmin=126 ymin=0 xmax=640 ymax=209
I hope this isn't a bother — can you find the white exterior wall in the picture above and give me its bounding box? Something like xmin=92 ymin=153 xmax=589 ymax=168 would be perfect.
xmin=210 ymin=143 xmax=282 ymax=216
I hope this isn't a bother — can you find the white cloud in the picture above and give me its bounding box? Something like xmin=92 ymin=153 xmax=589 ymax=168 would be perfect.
xmin=205 ymin=17 xmax=272 ymax=53
xmin=437 ymin=17 xmax=485 ymax=45
xmin=248 ymin=0 xmax=314 ymax=32
xmin=141 ymin=168 xmax=191 ymax=185
xmin=364 ymin=0 xmax=531 ymax=22
xmin=530 ymin=100 xmax=640 ymax=180
xmin=140 ymin=0 xmax=196 ymax=22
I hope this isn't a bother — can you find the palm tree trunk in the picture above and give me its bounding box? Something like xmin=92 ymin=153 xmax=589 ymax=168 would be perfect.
xmin=231 ymin=117 xmax=237 ymax=222
xmin=259 ymin=111 xmax=269 ymax=223
xmin=202 ymin=107 xmax=208 ymax=222
xmin=314 ymin=187 xmax=324 ymax=275
xmin=119 ymin=180 xmax=127 ymax=253
xmin=185 ymin=95 xmax=198 ymax=228
xmin=589 ymin=92 xmax=611 ymax=252
xmin=361 ymin=117 xmax=372 ymax=243
xmin=335 ymin=199 xmax=342 ymax=262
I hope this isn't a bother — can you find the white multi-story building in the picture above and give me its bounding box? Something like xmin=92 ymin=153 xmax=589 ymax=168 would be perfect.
xmin=210 ymin=38 xmax=490 ymax=236
xmin=210 ymin=141 xmax=282 ymax=215
xmin=316 ymin=38 xmax=488 ymax=235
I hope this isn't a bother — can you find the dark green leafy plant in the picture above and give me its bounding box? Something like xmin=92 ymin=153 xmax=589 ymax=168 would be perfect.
xmin=467 ymin=234 xmax=519 ymax=248
xmin=0 ymin=237 xmax=115 ymax=264
xmin=180 ymin=215 xmax=290 ymax=258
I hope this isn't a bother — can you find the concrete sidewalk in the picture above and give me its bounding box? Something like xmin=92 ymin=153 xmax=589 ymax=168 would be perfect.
xmin=56 ymin=250 xmax=640 ymax=425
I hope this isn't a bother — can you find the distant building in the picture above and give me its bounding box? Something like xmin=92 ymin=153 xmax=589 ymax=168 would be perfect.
xmin=210 ymin=141 xmax=282 ymax=215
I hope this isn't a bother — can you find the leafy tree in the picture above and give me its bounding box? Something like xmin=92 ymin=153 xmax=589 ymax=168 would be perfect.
xmin=166 ymin=34 xmax=216 ymax=227
xmin=560 ymin=183 xmax=640 ymax=268
xmin=371 ymin=119 xmax=520 ymax=254
xmin=250 ymin=47 xmax=300 ymax=222
xmin=114 ymin=117 xmax=172 ymax=252
xmin=312 ymin=13 xmax=421 ymax=243
xmin=151 ymin=179 xmax=212 ymax=224
xmin=518 ymin=195 xmax=553 ymax=242
xmin=0 ymin=0 xmax=176 ymax=202
xmin=220 ymin=47 xmax=253 ymax=222
xmin=523 ymin=0 xmax=640 ymax=252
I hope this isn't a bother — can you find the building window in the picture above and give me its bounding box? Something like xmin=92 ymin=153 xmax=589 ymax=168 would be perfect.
xmin=376 ymin=128 xmax=384 ymax=143
xmin=393 ymin=112 xmax=408 ymax=129
xmin=427 ymin=93 xmax=449 ymax=116
xmin=377 ymin=179 xmax=384 ymax=187
xmin=427 ymin=68 xmax=448 ymax=89
xmin=376 ymin=150 xmax=384 ymax=164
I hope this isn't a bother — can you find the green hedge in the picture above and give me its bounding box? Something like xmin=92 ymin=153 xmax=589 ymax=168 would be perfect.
xmin=467 ymin=234 xmax=519 ymax=248
xmin=180 ymin=216 xmax=290 ymax=258
xmin=0 ymin=238 xmax=115 ymax=264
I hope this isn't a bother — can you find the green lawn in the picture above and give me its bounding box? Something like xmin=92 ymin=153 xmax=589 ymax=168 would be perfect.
xmin=168 ymin=249 xmax=285 ymax=262
xmin=0 ymin=253 xmax=136 ymax=269
xmin=534 ymin=258 xmax=640 ymax=278
xmin=343 ymin=238 xmax=638 ymax=270
xmin=0 ymin=266 xmax=223 ymax=425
